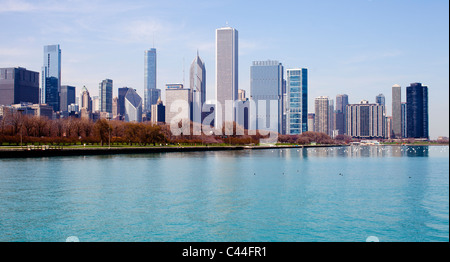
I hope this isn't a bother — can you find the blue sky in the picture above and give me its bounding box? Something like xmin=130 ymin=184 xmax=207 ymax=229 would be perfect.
xmin=0 ymin=0 xmax=448 ymax=138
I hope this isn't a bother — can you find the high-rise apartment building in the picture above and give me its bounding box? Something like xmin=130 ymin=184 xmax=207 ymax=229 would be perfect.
xmin=250 ymin=60 xmax=284 ymax=134
xmin=190 ymin=52 xmax=206 ymax=124
xmin=392 ymin=84 xmax=402 ymax=138
xmin=315 ymin=96 xmax=330 ymax=136
xmin=60 ymin=85 xmax=75 ymax=112
xmin=286 ymin=68 xmax=308 ymax=135
xmin=41 ymin=45 xmax=61 ymax=105
xmin=307 ymin=113 xmax=315 ymax=132
xmin=0 ymin=67 xmax=39 ymax=106
xmin=144 ymin=48 xmax=161 ymax=113
xmin=99 ymin=79 xmax=113 ymax=113
xmin=406 ymin=82 xmax=428 ymax=139
xmin=215 ymin=26 xmax=238 ymax=128
xmin=347 ymin=100 xmax=385 ymax=138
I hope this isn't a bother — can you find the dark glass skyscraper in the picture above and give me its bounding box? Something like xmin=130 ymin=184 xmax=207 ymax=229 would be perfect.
xmin=45 ymin=76 xmax=59 ymax=112
xmin=0 ymin=67 xmax=39 ymax=106
xmin=99 ymin=79 xmax=113 ymax=113
xmin=60 ymin=85 xmax=75 ymax=112
xmin=406 ymin=82 xmax=428 ymax=139
xmin=335 ymin=94 xmax=348 ymax=135
xmin=375 ymin=94 xmax=385 ymax=106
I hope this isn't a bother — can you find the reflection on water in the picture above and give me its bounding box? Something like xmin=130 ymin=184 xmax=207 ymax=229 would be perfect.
xmin=0 ymin=145 xmax=448 ymax=242
xmin=297 ymin=145 xmax=443 ymax=158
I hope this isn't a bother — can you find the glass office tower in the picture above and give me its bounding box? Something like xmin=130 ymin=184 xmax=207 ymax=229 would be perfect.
xmin=250 ymin=60 xmax=284 ymax=134
xmin=41 ymin=44 xmax=61 ymax=105
xmin=406 ymin=82 xmax=428 ymax=139
xmin=144 ymin=48 xmax=160 ymax=113
xmin=286 ymin=68 xmax=307 ymax=135
xmin=124 ymin=88 xmax=143 ymax=122
xmin=99 ymin=79 xmax=113 ymax=113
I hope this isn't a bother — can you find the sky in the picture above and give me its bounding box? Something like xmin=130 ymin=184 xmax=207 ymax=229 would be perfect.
xmin=0 ymin=0 xmax=448 ymax=138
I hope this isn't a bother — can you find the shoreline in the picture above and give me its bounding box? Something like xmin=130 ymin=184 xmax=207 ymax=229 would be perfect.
xmin=0 ymin=144 xmax=346 ymax=158
xmin=0 ymin=143 xmax=447 ymax=158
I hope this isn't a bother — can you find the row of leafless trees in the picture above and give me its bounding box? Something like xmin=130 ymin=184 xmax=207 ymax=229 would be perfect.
xmin=0 ymin=111 xmax=346 ymax=146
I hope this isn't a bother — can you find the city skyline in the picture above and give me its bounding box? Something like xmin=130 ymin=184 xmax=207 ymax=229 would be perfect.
xmin=0 ymin=0 xmax=448 ymax=138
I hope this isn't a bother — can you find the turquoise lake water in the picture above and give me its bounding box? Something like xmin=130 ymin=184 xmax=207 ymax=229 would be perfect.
xmin=0 ymin=145 xmax=448 ymax=242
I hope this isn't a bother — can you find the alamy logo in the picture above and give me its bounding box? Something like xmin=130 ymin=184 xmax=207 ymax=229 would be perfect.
xmin=168 ymin=99 xmax=280 ymax=143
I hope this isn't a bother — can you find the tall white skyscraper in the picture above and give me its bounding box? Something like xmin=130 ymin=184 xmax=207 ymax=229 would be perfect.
xmin=215 ymin=26 xmax=238 ymax=128
xmin=144 ymin=48 xmax=160 ymax=113
xmin=41 ymin=44 xmax=61 ymax=105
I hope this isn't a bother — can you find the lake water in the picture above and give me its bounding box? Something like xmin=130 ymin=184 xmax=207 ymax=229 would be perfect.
xmin=0 ymin=145 xmax=448 ymax=242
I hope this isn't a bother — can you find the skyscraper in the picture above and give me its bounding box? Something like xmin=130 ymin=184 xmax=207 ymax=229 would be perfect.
xmin=250 ymin=60 xmax=284 ymax=134
xmin=406 ymin=82 xmax=428 ymax=139
xmin=315 ymin=96 xmax=329 ymax=136
xmin=144 ymin=48 xmax=161 ymax=113
xmin=117 ymin=87 xmax=131 ymax=119
xmin=307 ymin=113 xmax=315 ymax=132
xmin=375 ymin=94 xmax=386 ymax=106
xmin=0 ymin=67 xmax=39 ymax=106
xmin=45 ymin=76 xmax=59 ymax=112
xmin=80 ymin=86 xmax=92 ymax=111
xmin=124 ymin=88 xmax=142 ymax=122
xmin=99 ymin=79 xmax=113 ymax=113
xmin=60 ymin=85 xmax=75 ymax=112
xmin=286 ymin=68 xmax=308 ymax=135
xmin=335 ymin=94 xmax=349 ymax=135
xmin=190 ymin=51 xmax=206 ymax=124
xmin=80 ymin=86 xmax=92 ymax=119
xmin=151 ymin=97 xmax=165 ymax=123
xmin=165 ymin=84 xmax=191 ymax=126
xmin=41 ymin=44 xmax=61 ymax=105
xmin=401 ymin=102 xmax=407 ymax=138
xmin=328 ymin=99 xmax=335 ymax=137
xmin=392 ymin=84 xmax=403 ymax=138
xmin=215 ymin=26 xmax=238 ymax=128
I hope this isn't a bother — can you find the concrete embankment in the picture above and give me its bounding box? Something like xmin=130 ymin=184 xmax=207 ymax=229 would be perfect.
xmin=0 ymin=144 xmax=346 ymax=158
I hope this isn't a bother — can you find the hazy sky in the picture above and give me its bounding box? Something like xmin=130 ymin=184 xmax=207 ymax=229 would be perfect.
xmin=0 ymin=0 xmax=448 ymax=138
